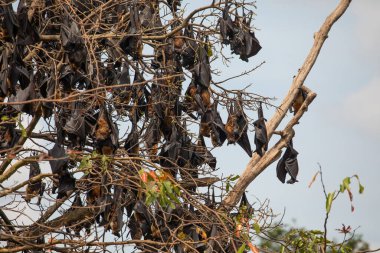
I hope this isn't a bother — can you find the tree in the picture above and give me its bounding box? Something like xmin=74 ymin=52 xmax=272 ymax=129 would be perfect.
xmin=0 ymin=0 xmax=358 ymax=252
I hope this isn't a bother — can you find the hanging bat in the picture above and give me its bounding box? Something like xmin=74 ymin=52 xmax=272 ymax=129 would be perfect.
xmin=63 ymin=101 xmax=87 ymax=149
xmin=48 ymin=143 xmax=68 ymax=174
xmin=219 ymin=3 xmax=235 ymax=44
xmin=109 ymin=185 xmax=124 ymax=237
xmin=24 ymin=162 xmax=45 ymax=205
xmin=119 ymin=4 xmax=142 ymax=60
xmin=60 ymin=16 xmax=87 ymax=71
xmin=276 ymin=139 xmax=299 ymax=184
xmin=94 ymin=106 xmax=119 ymax=155
xmin=253 ymin=102 xmax=268 ymax=156
xmin=1 ymin=4 xmax=18 ymax=42
xmin=145 ymin=117 xmax=161 ymax=162
xmin=225 ymin=97 xmax=252 ymax=157
xmin=0 ymin=122 xmax=20 ymax=154
xmin=128 ymin=200 xmax=151 ymax=239
xmin=200 ymin=109 xmax=213 ymax=137
xmin=55 ymin=168 xmax=76 ymax=199
xmin=193 ymin=41 xmax=211 ymax=88
xmin=15 ymin=6 xmax=40 ymax=46
xmin=291 ymin=87 xmax=308 ymax=115
xmin=181 ymin=23 xmax=197 ymax=69
xmin=66 ymin=193 xmax=92 ymax=236
xmin=210 ymin=100 xmax=227 ymax=147
xmin=124 ymin=111 xmax=139 ymax=156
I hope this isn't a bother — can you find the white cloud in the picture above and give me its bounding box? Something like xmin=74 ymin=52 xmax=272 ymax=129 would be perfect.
xmin=340 ymin=77 xmax=380 ymax=136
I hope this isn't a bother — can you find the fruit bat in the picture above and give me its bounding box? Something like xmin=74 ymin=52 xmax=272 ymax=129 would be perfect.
xmin=24 ymin=162 xmax=45 ymax=205
xmin=253 ymin=102 xmax=268 ymax=156
xmin=193 ymin=42 xmax=211 ymax=88
xmin=231 ymin=11 xmax=261 ymax=62
xmin=48 ymin=144 xmax=68 ymax=174
xmin=159 ymin=125 xmax=181 ymax=176
xmin=128 ymin=200 xmax=151 ymax=240
xmin=210 ymin=100 xmax=227 ymax=147
xmin=94 ymin=106 xmax=119 ymax=155
xmin=63 ymin=101 xmax=87 ymax=149
xmin=109 ymin=185 xmax=124 ymax=237
xmin=145 ymin=117 xmax=161 ymax=162
xmin=0 ymin=122 xmax=20 ymax=155
xmin=181 ymin=23 xmax=197 ymax=69
xmin=225 ymin=97 xmax=252 ymax=157
xmin=191 ymin=135 xmax=216 ymax=170
xmin=60 ymin=17 xmax=87 ymax=71
xmin=15 ymin=6 xmax=40 ymax=46
xmin=66 ymin=193 xmax=91 ymax=236
xmin=119 ymin=4 xmax=142 ymax=60
xmin=124 ymin=112 xmax=140 ymax=156
xmin=200 ymin=109 xmax=213 ymax=137
xmin=55 ymin=168 xmax=76 ymax=199
xmin=48 ymin=144 xmax=75 ymax=198
xmin=276 ymin=139 xmax=299 ymax=184
xmin=291 ymin=87 xmax=308 ymax=115
xmin=1 ymin=4 xmax=18 ymax=42
xmin=218 ymin=3 xmax=235 ymax=44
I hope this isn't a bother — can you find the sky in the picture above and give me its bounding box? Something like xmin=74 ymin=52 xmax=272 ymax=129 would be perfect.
xmin=204 ymin=0 xmax=380 ymax=249
xmin=1 ymin=0 xmax=379 ymax=250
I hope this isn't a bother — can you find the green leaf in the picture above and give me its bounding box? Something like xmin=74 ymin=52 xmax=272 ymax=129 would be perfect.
xmin=237 ymin=243 xmax=246 ymax=253
xmin=207 ymin=43 xmax=213 ymax=57
xmin=280 ymin=246 xmax=285 ymax=253
xmin=1 ymin=115 xmax=9 ymax=121
xmin=18 ymin=121 xmax=27 ymax=138
xmin=326 ymin=192 xmax=334 ymax=213
xmin=342 ymin=177 xmax=351 ymax=192
xmin=253 ymin=223 xmax=261 ymax=234
xmin=359 ymin=184 xmax=364 ymax=194
xmin=226 ymin=182 xmax=230 ymax=193
xmin=230 ymin=175 xmax=240 ymax=181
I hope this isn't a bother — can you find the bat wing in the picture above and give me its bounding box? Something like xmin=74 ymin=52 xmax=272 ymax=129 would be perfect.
xmin=237 ymin=132 xmax=252 ymax=157
xmin=57 ymin=169 xmax=76 ymax=199
xmin=285 ymin=145 xmax=299 ymax=184
xmin=276 ymin=156 xmax=287 ymax=183
xmin=48 ymin=144 xmax=68 ymax=174
xmin=244 ymin=31 xmax=262 ymax=59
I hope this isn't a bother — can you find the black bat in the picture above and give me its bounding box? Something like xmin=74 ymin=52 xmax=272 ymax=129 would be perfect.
xmin=145 ymin=117 xmax=161 ymax=162
xmin=219 ymin=3 xmax=235 ymax=44
xmin=24 ymin=162 xmax=45 ymax=205
xmin=60 ymin=16 xmax=87 ymax=71
xmin=66 ymin=193 xmax=91 ymax=236
xmin=124 ymin=111 xmax=139 ymax=156
xmin=63 ymin=101 xmax=87 ymax=149
xmin=15 ymin=6 xmax=40 ymax=46
xmin=200 ymin=109 xmax=213 ymax=137
xmin=1 ymin=4 xmax=18 ymax=42
xmin=48 ymin=143 xmax=68 ymax=174
xmin=119 ymin=4 xmax=142 ymax=60
xmin=109 ymin=185 xmax=124 ymax=237
xmin=0 ymin=122 xmax=20 ymax=155
xmin=225 ymin=96 xmax=252 ymax=157
xmin=181 ymin=23 xmax=197 ymax=69
xmin=56 ymin=168 xmax=76 ymax=199
xmin=48 ymin=143 xmax=75 ymax=198
xmin=210 ymin=100 xmax=227 ymax=147
xmin=276 ymin=139 xmax=299 ymax=184
xmin=193 ymin=40 xmax=211 ymax=88
xmin=253 ymin=102 xmax=268 ymax=156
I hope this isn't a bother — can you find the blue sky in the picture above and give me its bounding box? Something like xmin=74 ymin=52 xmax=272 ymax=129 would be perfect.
xmin=202 ymin=0 xmax=380 ymax=248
